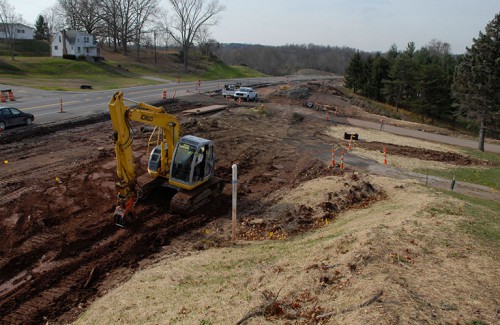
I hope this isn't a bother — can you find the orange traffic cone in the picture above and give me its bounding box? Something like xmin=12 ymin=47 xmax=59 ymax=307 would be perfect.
xmin=8 ymin=90 xmax=14 ymax=101
xmin=340 ymin=150 xmax=345 ymax=170
xmin=0 ymin=92 xmax=6 ymax=102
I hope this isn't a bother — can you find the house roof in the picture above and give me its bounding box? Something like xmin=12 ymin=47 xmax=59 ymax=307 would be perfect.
xmin=0 ymin=23 xmax=34 ymax=30
xmin=63 ymin=30 xmax=93 ymax=44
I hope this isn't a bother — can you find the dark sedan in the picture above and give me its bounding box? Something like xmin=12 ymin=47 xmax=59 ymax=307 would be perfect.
xmin=0 ymin=106 xmax=34 ymax=131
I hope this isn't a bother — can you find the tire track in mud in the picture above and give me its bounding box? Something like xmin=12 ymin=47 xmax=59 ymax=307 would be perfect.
xmin=0 ymin=100 xmax=233 ymax=324
xmin=0 ymin=205 xmax=218 ymax=324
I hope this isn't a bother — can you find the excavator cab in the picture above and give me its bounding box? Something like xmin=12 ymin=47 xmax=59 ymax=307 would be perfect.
xmin=170 ymin=135 xmax=215 ymax=189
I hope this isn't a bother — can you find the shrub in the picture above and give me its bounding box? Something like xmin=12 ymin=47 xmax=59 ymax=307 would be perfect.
xmin=63 ymin=54 xmax=76 ymax=60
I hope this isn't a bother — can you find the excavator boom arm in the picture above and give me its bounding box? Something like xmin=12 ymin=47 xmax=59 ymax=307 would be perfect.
xmin=108 ymin=91 xmax=180 ymax=199
xmin=109 ymin=92 xmax=136 ymax=196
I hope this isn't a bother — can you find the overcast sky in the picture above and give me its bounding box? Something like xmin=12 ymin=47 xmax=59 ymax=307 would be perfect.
xmin=12 ymin=0 xmax=499 ymax=54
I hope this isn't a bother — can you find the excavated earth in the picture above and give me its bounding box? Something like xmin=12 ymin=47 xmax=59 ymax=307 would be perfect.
xmin=0 ymin=81 xmax=493 ymax=324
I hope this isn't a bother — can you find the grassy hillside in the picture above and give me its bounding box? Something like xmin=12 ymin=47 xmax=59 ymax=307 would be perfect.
xmin=0 ymin=39 xmax=50 ymax=57
xmin=0 ymin=47 xmax=265 ymax=91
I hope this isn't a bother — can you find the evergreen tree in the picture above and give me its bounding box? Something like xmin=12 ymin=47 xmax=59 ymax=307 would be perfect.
xmin=362 ymin=54 xmax=374 ymax=96
xmin=453 ymin=12 xmax=500 ymax=151
xmin=386 ymin=43 xmax=399 ymax=63
xmin=415 ymin=63 xmax=452 ymax=122
xmin=344 ymin=51 xmax=364 ymax=93
xmin=369 ymin=53 xmax=390 ymax=101
xmin=34 ymin=15 xmax=49 ymax=40
xmin=383 ymin=42 xmax=417 ymax=111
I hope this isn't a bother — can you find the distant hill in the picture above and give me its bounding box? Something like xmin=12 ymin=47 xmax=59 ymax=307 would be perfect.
xmin=220 ymin=43 xmax=359 ymax=75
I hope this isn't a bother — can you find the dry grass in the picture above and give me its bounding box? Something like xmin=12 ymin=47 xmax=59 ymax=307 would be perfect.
xmin=75 ymin=176 xmax=499 ymax=325
xmin=326 ymin=126 xmax=461 ymax=153
xmin=326 ymin=125 xmax=479 ymax=171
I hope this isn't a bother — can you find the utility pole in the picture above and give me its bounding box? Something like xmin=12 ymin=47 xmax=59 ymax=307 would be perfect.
xmin=154 ymin=30 xmax=157 ymax=64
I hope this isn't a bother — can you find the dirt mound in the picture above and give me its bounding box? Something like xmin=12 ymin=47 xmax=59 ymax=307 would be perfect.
xmin=239 ymin=173 xmax=384 ymax=241
xmin=270 ymin=86 xmax=312 ymax=101
xmin=268 ymin=81 xmax=344 ymax=102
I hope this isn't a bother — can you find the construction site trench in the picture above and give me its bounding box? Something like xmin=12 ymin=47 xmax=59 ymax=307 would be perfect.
xmin=0 ymin=81 xmax=495 ymax=324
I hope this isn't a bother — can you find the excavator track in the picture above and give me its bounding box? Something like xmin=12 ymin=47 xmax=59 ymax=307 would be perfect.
xmin=170 ymin=177 xmax=224 ymax=214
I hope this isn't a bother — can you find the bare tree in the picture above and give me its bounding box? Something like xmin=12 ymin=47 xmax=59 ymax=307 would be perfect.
xmin=196 ymin=26 xmax=220 ymax=57
xmin=427 ymin=39 xmax=451 ymax=57
xmin=58 ymin=0 xmax=103 ymax=35
xmin=0 ymin=0 xmax=22 ymax=60
xmin=99 ymin=0 xmax=121 ymax=52
xmin=99 ymin=0 xmax=135 ymax=56
xmin=132 ymin=0 xmax=159 ymax=60
xmin=57 ymin=0 xmax=79 ymax=30
xmin=165 ymin=0 xmax=224 ymax=71
xmin=42 ymin=4 xmax=66 ymax=38
xmin=79 ymin=0 xmax=105 ymax=35
xmin=153 ymin=8 xmax=171 ymax=51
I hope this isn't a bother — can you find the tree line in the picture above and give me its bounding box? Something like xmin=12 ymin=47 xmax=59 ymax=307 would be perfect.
xmin=344 ymin=13 xmax=499 ymax=150
xmin=344 ymin=39 xmax=456 ymax=123
xmin=219 ymin=43 xmax=357 ymax=76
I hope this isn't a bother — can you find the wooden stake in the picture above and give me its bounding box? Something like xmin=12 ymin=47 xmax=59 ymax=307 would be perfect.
xmin=232 ymin=164 xmax=238 ymax=241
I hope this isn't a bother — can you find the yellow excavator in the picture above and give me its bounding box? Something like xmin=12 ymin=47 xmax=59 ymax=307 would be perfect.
xmin=108 ymin=91 xmax=223 ymax=226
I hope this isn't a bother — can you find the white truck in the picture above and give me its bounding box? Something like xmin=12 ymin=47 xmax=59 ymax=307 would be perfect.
xmin=234 ymin=87 xmax=258 ymax=102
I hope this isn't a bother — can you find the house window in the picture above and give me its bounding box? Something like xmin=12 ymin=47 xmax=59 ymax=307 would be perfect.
xmin=83 ymin=36 xmax=89 ymax=43
xmin=17 ymin=29 xmax=25 ymax=33
xmin=59 ymin=36 xmax=61 ymax=42
xmin=54 ymin=45 xmax=58 ymax=50
xmin=78 ymin=47 xmax=81 ymax=53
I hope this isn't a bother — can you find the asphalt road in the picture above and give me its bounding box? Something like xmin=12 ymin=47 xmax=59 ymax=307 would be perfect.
xmin=335 ymin=116 xmax=500 ymax=154
xmin=0 ymin=75 xmax=329 ymax=125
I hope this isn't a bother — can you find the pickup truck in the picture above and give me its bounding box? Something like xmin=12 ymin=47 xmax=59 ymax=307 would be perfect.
xmin=233 ymin=87 xmax=258 ymax=102
xmin=222 ymin=83 xmax=241 ymax=98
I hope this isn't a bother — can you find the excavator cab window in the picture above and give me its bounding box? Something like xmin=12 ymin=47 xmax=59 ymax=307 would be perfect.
xmin=171 ymin=143 xmax=196 ymax=183
xmin=148 ymin=146 xmax=162 ymax=173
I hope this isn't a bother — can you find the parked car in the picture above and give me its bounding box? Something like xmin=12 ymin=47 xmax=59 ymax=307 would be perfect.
xmin=233 ymin=87 xmax=258 ymax=101
xmin=0 ymin=106 xmax=34 ymax=131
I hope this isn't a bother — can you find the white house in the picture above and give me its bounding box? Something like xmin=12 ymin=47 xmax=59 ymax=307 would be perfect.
xmin=51 ymin=30 xmax=100 ymax=57
xmin=0 ymin=23 xmax=34 ymax=40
